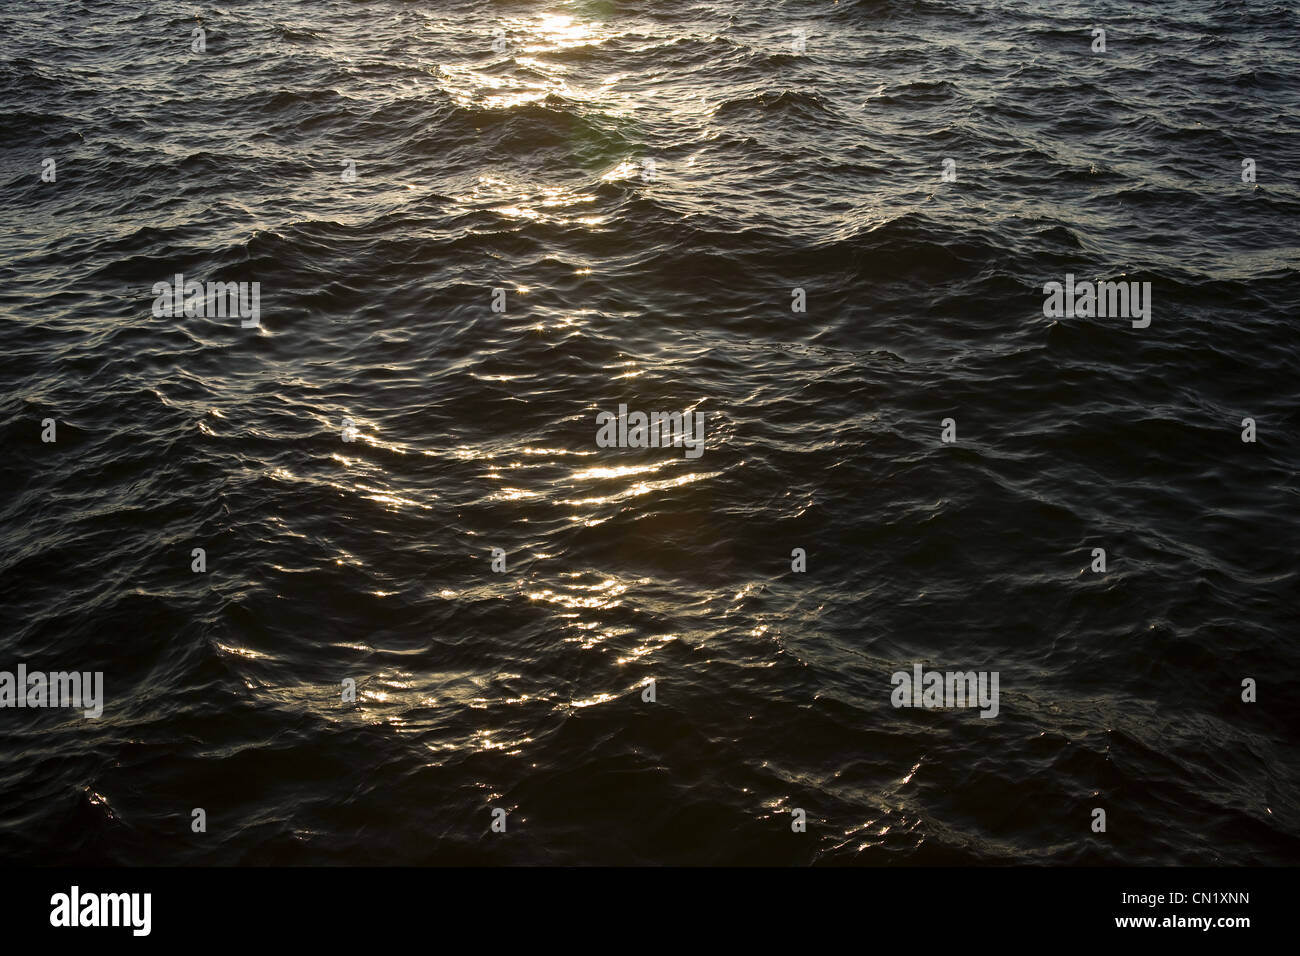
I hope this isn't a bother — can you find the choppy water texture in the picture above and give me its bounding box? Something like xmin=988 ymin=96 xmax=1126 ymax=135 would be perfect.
xmin=2 ymin=0 xmax=1299 ymax=865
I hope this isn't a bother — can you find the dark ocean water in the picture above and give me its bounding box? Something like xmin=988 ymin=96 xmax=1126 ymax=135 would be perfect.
xmin=2 ymin=0 xmax=1299 ymax=866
